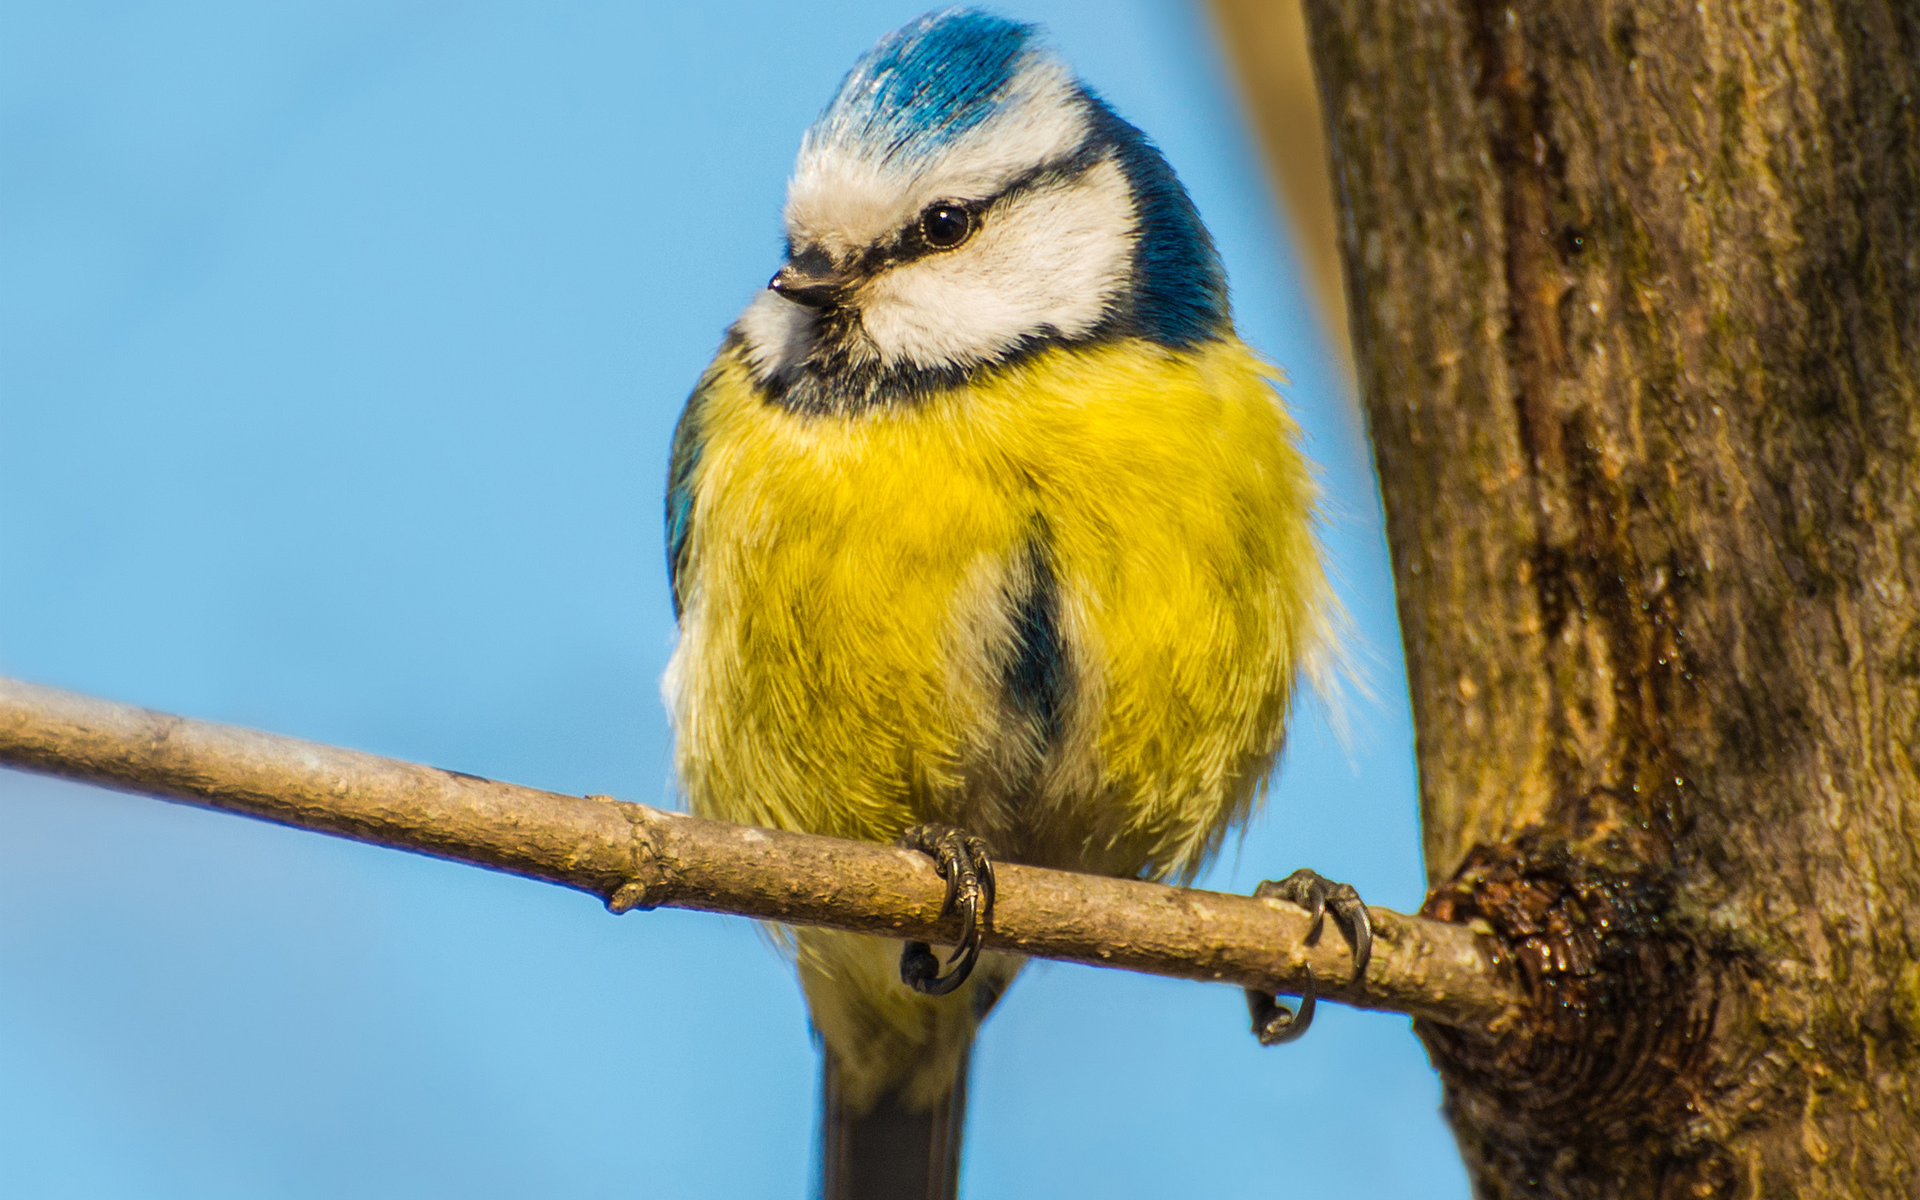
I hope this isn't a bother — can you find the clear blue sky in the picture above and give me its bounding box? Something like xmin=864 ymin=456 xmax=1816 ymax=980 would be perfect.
xmin=0 ymin=3 xmax=1467 ymax=1196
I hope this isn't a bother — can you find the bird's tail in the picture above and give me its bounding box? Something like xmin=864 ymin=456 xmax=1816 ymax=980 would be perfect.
xmin=797 ymin=928 xmax=1021 ymax=1200
xmin=818 ymin=1043 xmax=969 ymax=1200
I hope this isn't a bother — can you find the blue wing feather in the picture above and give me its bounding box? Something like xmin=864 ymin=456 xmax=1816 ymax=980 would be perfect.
xmin=665 ymin=378 xmax=709 ymax=621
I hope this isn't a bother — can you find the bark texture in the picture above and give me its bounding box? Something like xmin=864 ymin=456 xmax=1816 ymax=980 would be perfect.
xmin=1299 ymin=0 xmax=1920 ymax=1195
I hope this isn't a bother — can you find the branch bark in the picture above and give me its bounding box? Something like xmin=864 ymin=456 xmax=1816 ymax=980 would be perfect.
xmin=0 ymin=674 xmax=1518 ymax=1030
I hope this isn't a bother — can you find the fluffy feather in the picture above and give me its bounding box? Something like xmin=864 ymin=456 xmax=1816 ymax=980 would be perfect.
xmin=663 ymin=10 xmax=1329 ymax=1197
xmin=669 ymin=331 xmax=1326 ymax=866
xmin=667 ymin=331 xmax=1327 ymax=1109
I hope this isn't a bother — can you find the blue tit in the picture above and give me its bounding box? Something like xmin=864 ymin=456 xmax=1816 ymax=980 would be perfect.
xmin=663 ymin=9 xmax=1345 ymax=1198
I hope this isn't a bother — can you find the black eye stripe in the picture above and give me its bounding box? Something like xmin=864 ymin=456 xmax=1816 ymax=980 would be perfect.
xmin=841 ymin=145 xmax=1113 ymax=276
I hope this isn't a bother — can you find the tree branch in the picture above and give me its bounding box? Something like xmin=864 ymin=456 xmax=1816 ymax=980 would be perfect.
xmin=0 ymin=675 xmax=1518 ymax=1029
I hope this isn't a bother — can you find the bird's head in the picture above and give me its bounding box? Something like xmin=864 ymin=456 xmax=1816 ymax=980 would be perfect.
xmin=735 ymin=8 xmax=1229 ymax=413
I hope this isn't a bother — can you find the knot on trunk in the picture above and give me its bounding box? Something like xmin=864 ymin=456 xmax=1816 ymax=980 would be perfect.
xmin=1415 ymin=831 xmax=1728 ymax=1193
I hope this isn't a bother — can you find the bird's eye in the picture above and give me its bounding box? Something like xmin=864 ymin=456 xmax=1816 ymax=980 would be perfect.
xmin=919 ymin=203 xmax=975 ymax=250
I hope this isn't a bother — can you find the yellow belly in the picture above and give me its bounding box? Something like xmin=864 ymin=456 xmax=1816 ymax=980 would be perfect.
xmin=666 ymin=334 xmax=1326 ymax=882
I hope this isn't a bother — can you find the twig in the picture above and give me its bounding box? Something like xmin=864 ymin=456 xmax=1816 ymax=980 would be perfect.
xmin=0 ymin=675 xmax=1520 ymax=1028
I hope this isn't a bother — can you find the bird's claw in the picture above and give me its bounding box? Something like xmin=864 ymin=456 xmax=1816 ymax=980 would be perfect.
xmin=896 ymin=824 xmax=996 ymax=996
xmin=1264 ymin=867 xmax=1374 ymax=977
xmin=1245 ymin=868 xmax=1373 ymax=1045
xmin=1248 ymin=965 xmax=1317 ymax=1045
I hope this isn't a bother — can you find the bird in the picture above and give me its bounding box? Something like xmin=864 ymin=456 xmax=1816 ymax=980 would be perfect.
xmin=662 ymin=9 xmax=1368 ymax=1198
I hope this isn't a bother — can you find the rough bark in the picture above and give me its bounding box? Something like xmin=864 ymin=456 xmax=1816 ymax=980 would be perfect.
xmin=1296 ymin=0 xmax=1920 ymax=1195
xmin=0 ymin=674 xmax=1517 ymax=1028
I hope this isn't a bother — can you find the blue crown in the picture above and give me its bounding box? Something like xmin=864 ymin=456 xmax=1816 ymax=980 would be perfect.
xmin=806 ymin=9 xmax=1039 ymax=165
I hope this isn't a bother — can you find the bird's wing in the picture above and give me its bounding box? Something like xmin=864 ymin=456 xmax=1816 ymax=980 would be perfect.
xmin=665 ymin=373 xmax=712 ymax=621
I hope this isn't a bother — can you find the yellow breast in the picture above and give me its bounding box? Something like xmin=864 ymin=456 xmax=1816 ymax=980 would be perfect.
xmin=666 ymin=335 xmax=1327 ymax=881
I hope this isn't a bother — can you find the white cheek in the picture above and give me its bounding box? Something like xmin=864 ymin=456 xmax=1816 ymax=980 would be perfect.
xmin=736 ymin=290 xmax=815 ymax=381
xmin=857 ymin=156 xmax=1137 ymax=370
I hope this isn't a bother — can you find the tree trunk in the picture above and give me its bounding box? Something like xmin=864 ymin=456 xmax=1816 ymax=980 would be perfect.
xmin=1298 ymin=0 xmax=1920 ymax=1194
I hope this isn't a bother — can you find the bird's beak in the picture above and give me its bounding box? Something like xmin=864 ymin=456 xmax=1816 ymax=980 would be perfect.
xmin=768 ymin=262 xmax=851 ymax=309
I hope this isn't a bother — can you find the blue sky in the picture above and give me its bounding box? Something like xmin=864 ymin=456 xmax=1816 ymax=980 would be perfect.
xmin=0 ymin=2 xmax=1466 ymax=1196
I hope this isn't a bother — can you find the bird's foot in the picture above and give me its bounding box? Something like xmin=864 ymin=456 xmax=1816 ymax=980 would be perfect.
xmin=1245 ymin=868 xmax=1373 ymax=1046
xmin=896 ymin=824 xmax=996 ymax=997
xmin=1247 ymin=966 xmax=1317 ymax=1046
